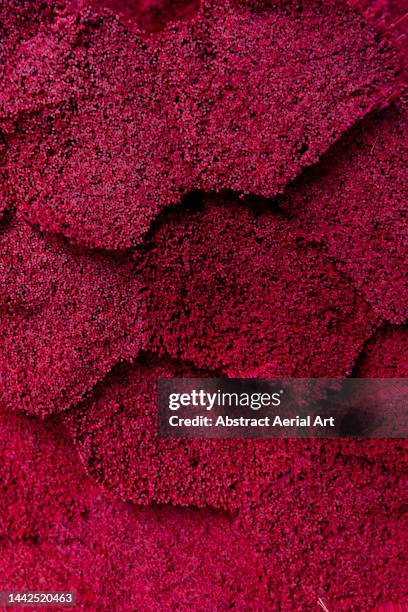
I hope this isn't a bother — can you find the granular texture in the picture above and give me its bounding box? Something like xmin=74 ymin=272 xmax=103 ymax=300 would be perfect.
xmin=356 ymin=324 xmax=408 ymax=377
xmin=0 ymin=2 xmax=73 ymax=145
xmin=236 ymin=439 xmax=407 ymax=611
xmin=64 ymin=355 xmax=252 ymax=509
xmin=282 ymin=104 xmax=408 ymax=323
xmin=64 ymin=352 xmax=408 ymax=509
xmin=63 ymin=353 xmax=407 ymax=610
xmin=0 ymin=219 xmax=146 ymax=417
xmin=0 ymin=197 xmax=379 ymax=417
xmin=80 ymin=0 xmax=200 ymax=32
xmin=0 ymin=1 xmax=64 ymax=68
xmin=0 ymin=0 xmax=407 ymax=609
xmin=245 ymin=330 xmax=408 ymax=609
xmin=141 ymin=197 xmax=379 ymax=377
xmin=0 ymin=406 xmax=271 ymax=611
xmin=1 ymin=0 xmax=401 ymax=248
xmin=0 ymin=170 xmax=11 ymax=220
xmin=336 ymin=324 xmax=408 ymax=467
xmin=350 ymin=0 xmax=408 ymax=77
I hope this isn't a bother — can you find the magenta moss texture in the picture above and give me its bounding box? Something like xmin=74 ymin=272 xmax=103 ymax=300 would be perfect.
xmin=0 ymin=407 xmax=271 ymax=610
xmin=0 ymin=0 xmax=406 ymax=610
xmin=0 ymin=219 xmax=146 ymax=417
xmin=1 ymin=0 xmax=402 ymax=247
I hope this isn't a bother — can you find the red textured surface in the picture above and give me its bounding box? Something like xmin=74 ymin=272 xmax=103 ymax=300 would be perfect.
xmin=0 ymin=0 xmax=407 ymax=609
xmin=356 ymin=324 xmax=408 ymax=377
xmin=142 ymin=196 xmax=379 ymax=377
xmin=0 ymin=219 xmax=146 ymax=417
xmin=377 ymin=604 xmax=408 ymax=612
xmin=0 ymin=407 xmax=270 ymax=611
xmin=0 ymin=171 xmax=10 ymax=220
xmin=63 ymin=352 xmax=406 ymax=507
xmin=282 ymin=104 xmax=408 ymax=323
xmin=0 ymin=196 xmax=380 ymax=417
xmin=0 ymin=1 xmax=62 ymax=64
xmin=350 ymin=0 xmax=408 ymax=75
xmin=1 ymin=0 xmax=401 ymax=248
xmin=63 ymin=350 xmax=407 ymax=609
xmin=80 ymin=0 xmax=200 ymax=32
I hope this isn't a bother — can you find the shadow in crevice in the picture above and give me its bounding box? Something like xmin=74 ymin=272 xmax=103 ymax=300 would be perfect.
xmin=78 ymin=0 xmax=201 ymax=34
